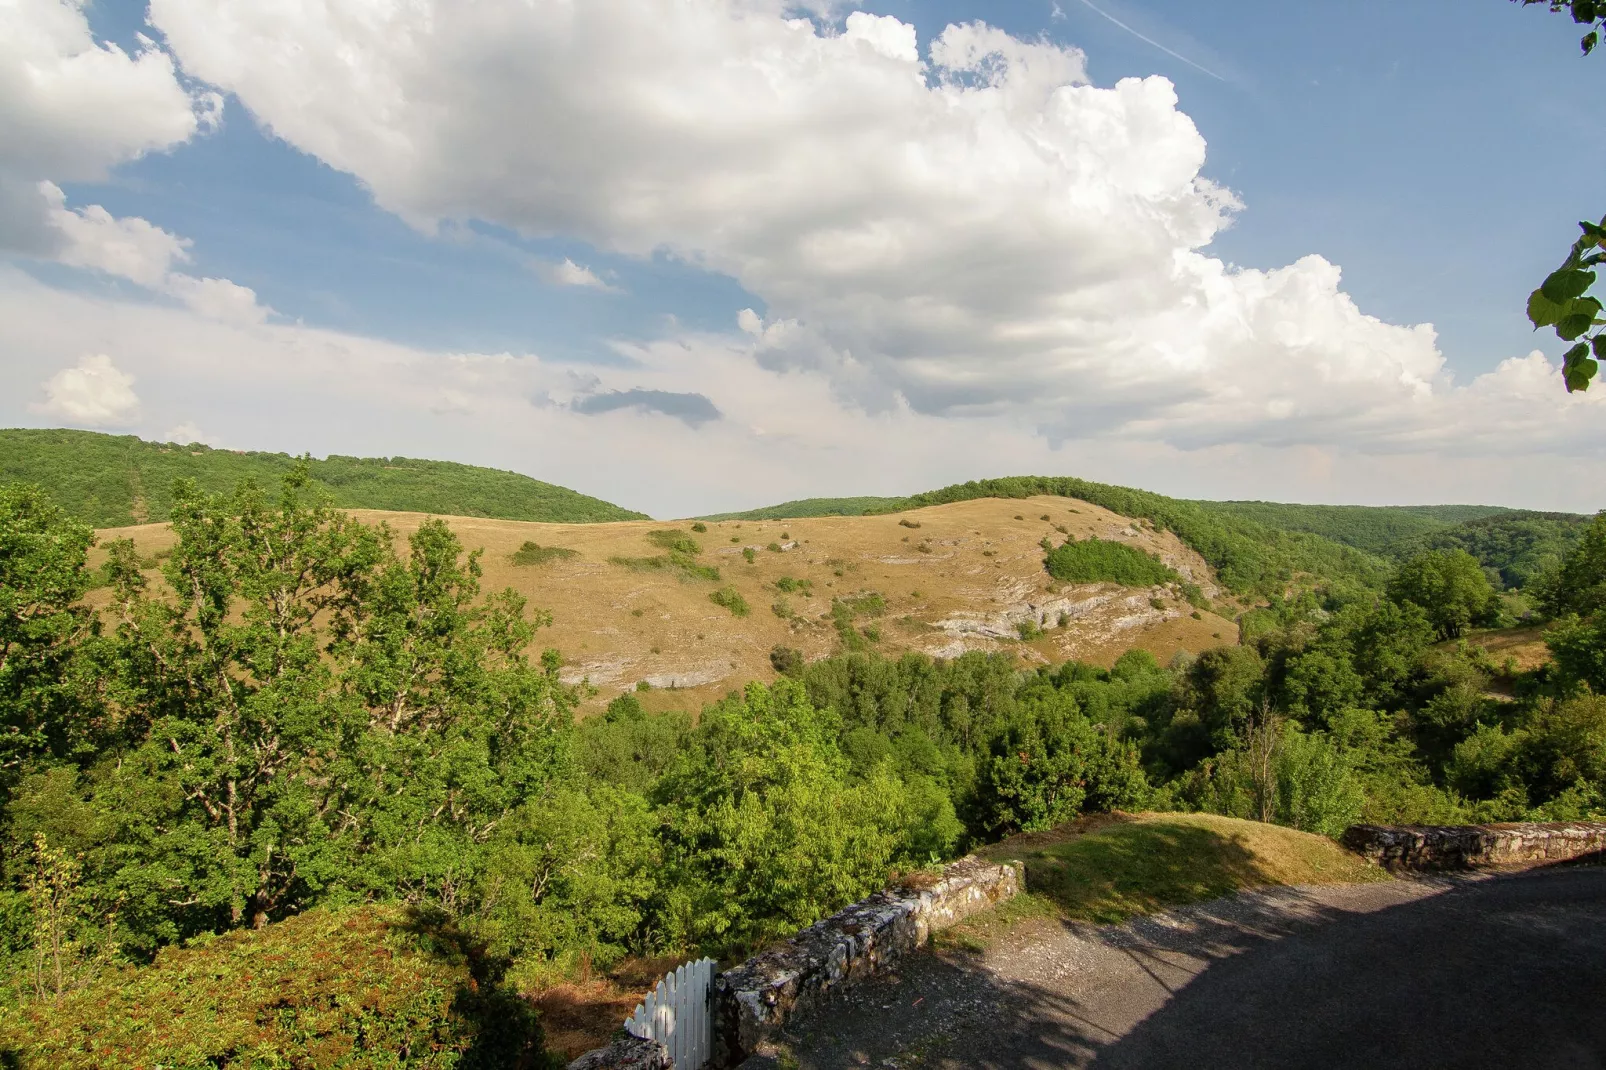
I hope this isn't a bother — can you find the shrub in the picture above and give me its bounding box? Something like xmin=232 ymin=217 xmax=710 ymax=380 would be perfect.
xmin=1044 ymin=537 xmax=1177 ymax=587
xmin=0 ymin=906 xmax=549 ymax=1070
xmin=646 ymin=529 xmax=701 ymax=555
xmin=691 ymin=522 xmax=708 ymax=533
xmin=742 ymin=547 xmax=756 ymax=563
xmin=898 ymin=519 xmax=922 ymax=529
xmin=510 ymin=541 xmax=578 ymax=566
xmin=1149 ymin=597 xmax=1166 ymax=610
xmin=772 ymin=598 xmax=792 ymax=619
xmin=709 ymin=586 xmax=751 ymax=616
xmin=770 ymin=646 xmax=805 ymax=677
xmin=766 ymin=542 xmax=783 ymax=553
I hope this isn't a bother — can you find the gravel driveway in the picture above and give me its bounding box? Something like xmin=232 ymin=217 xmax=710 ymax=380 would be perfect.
xmin=760 ymin=866 xmax=1606 ymax=1070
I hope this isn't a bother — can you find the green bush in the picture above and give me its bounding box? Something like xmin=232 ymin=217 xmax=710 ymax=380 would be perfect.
xmin=509 ymin=541 xmax=577 ymax=566
xmin=1044 ymin=537 xmax=1177 ymax=587
xmin=709 ymin=586 xmax=751 ymax=617
xmin=0 ymin=906 xmax=550 ymax=1069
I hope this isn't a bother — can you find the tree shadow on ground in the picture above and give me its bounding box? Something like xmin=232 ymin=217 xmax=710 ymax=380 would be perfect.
xmin=395 ymin=907 xmax=556 ymax=1070
xmin=1089 ymin=866 xmax=1606 ymax=1070
xmin=776 ymin=866 xmax=1606 ymax=1070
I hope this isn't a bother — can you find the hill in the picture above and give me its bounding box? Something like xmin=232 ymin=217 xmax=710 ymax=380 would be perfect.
xmin=93 ymin=494 xmax=1239 ymax=712
xmin=1385 ymin=510 xmax=1593 ymax=589
xmin=707 ymin=476 xmax=1392 ymax=597
xmin=1186 ymin=501 xmax=1514 ymax=556
xmin=0 ymin=428 xmax=646 ymax=526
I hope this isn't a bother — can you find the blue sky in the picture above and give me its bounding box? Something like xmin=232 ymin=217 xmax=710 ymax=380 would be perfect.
xmin=3 ymin=0 xmax=1603 ymax=515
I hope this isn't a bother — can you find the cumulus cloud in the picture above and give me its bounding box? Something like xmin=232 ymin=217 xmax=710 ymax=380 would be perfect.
xmin=37 ymin=181 xmax=271 ymax=323
xmin=141 ymin=0 xmax=1519 ymax=454
xmin=1 ymin=270 xmax=1601 ymax=519
xmin=2 ymin=0 xmax=217 ymax=253
xmin=31 ymin=352 xmax=140 ymax=425
xmin=539 ymin=258 xmax=617 ymax=291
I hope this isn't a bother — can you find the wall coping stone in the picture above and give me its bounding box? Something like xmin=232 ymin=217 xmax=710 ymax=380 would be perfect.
xmin=566 ymin=1033 xmax=671 ymax=1070
xmin=712 ymin=855 xmax=1019 ymax=1067
xmin=1342 ymin=821 xmax=1606 ymax=872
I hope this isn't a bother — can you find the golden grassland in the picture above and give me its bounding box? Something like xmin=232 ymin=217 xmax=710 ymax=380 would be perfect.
xmin=90 ymin=495 xmax=1240 ymax=714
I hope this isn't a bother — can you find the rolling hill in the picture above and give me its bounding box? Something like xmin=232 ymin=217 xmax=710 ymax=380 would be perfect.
xmin=0 ymin=428 xmax=646 ymax=526
xmin=92 ymin=495 xmax=1239 ymax=713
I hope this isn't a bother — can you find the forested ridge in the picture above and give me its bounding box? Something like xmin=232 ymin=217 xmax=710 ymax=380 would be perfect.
xmin=0 ymin=469 xmax=1602 ymax=1066
xmin=0 ymin=428 xmax=646 ymax=527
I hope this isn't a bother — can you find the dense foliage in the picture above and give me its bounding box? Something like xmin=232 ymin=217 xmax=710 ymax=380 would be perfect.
xmin=1386 ymin=511 xmax=1591 ymax=589
xmin=0 ymin=906 xmax=546 ymax=1069
xmin=1043 ymin=537 xmax=1178 ymax=587
xmin=1190 ymin=501 xmax=1511 ymax=557
xmin=0 ymin=428 xmax=645 ymax=527
xmin=1 ymin=467 xmax=1601 ymax=1062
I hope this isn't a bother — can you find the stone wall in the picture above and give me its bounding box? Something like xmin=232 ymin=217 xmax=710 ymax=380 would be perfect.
xmin=713 ymin=855 xmax=1019 ymax=1067
xmin=1342 ymin=821 xmax=1606 ymax=872
xmin=566 ymin=1034 xmax=671 ymax=1070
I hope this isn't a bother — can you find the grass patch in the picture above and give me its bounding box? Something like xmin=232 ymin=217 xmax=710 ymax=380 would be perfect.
xmin=975 ymin=812 xmax=1387 ymax=928
xmin=1044 ymin=537 xmax=1177 ymax=587
xmin=509 ymin=541 xmax=578 ymax=566
xmin=610 ymin=528 xmax=720 ymax=581
xmin=609 ymin=555 xmax=721 ymax=582
xmin=646 ymin=529 xmax=702 ymax=555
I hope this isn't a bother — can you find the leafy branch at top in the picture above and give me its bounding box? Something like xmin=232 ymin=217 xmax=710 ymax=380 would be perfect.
xmin=1516 ymin=1 xmax=1606 ymax=392
xmin=1526 ymin=218 xmax=1606 ymax=392
xmin=1518 ymin=0 xmax=1606 ymax=55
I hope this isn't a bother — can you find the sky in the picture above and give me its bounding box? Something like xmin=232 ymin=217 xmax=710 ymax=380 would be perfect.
xmin=3 ymin=0 xmax=1604 ymax=518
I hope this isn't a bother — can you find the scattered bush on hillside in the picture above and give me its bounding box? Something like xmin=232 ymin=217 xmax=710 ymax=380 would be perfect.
xmin=899 ymin=518 xmax=921 ymax=529
xmin=510 ymin=541 xmax=578 ymax=566
xmin=709 ymin=586 xmax=751 ymax=617
xmin=691 ymin=522 xmax=708 ymax=533
xmin=766 ymin=542 xmax=783 ymax=552
xmin=1044 ymin=537 xmax=1177 ymax=587
xmin=770 ymin=646 xmax=805 ymax=677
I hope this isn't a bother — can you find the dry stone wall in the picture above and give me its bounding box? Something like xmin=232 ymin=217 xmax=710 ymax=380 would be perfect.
xmin=1343 ymin=821 xmax=1606 ymax=872
xmin=566 ymin=1034 xmax=671 ymax=1070
xmin=714 ymin=855 xmax=1019 ymax=1067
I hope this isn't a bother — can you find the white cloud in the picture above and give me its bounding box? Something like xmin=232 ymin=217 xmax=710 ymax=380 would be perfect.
xmin=1 ymin=0 xmax=217 ymax=253
xmin=161 ymin=420 xmax=212 ymax=444
xmin=38 ymin=181 xmax=271 ymax=323
xmin=539 ymin=257 xmax=616 ymax=291
xmin=140 ymin=0 xmax=1530 ymax=456
xmin=31 ymin=352 xmax=140 ymax=425
xmin=0 ymin=270 xmax=1601 ymax=518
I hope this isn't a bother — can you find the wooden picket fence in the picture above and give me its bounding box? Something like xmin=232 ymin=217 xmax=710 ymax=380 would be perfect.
xmin=624 ymin=957 xmax=717 ymax=1069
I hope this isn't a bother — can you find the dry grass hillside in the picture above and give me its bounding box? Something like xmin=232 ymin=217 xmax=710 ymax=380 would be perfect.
xmin=93 ymin=494 xmax=1239 ymax=713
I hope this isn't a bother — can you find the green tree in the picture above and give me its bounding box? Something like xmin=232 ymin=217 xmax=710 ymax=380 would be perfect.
xmin=1536 ymin=512 xmax=1606 ymax=617
xmin=0 ymin=484 xmax=100 ymax=778
xmin=651 ymin=680 xmax=915 ymax=953
xmin=1386 ymin=549 xmax=1497 ymax=639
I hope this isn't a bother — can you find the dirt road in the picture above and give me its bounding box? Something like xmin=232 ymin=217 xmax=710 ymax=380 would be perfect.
xmin=766 ymin=867 xmax=1606 ymax=1069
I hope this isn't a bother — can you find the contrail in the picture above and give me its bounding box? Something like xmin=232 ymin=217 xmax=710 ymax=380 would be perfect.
xmin=1075 ymin=0 xmax=1225 ymax=81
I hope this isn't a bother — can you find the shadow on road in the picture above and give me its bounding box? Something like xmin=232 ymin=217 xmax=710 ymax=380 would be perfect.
xmin=1088 ymin=866 xmax=1606 ymax=1070
xmin=781 ymin=867 xmax=1606 ymax=1070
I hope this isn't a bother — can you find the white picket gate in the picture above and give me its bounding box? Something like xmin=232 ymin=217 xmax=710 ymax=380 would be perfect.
xmin=624 ymin=957 xmax=717 ymax=1069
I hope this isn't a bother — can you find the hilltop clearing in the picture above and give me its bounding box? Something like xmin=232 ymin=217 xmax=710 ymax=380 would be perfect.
xmin=707 ymin=477 xmax=1595 ymax=596
xmin=94 ymin=494 xmax=1238 ymax=713
xmin=704 ymin=476 xmax=1392 ymax=597
xmin=0 ymin=427 xmax=644 ymax=526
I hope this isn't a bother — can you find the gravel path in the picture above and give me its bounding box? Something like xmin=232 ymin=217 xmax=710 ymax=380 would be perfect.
xmin=763 ymin=867 xmax=1606 ymax=1069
